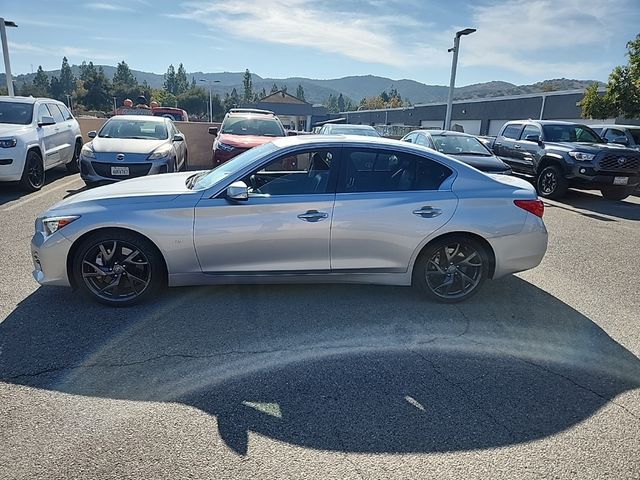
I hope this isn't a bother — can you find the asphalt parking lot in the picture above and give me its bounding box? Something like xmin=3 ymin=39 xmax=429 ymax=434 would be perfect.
xmin=1 ymin=168 xmax=639 ymax=479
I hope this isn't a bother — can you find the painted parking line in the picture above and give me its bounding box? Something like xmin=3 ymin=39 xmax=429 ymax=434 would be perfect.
xmin=0 ymin=177 xmax=82 ymax=212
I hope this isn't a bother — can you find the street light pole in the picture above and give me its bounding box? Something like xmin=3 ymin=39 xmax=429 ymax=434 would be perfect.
xmin=199 ymin=79 xmax=220 ymax=123
xmin=0 ymin=18 xmax=18 ymax=96
xmin=66 ymin=94 xmax=72 ymax=112
xmin=444 ymin=28 xmax=476 ymax=131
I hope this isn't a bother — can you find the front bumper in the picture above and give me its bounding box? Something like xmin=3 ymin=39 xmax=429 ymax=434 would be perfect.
xmin=79 ymin=156 xmax=173 ymax=184
xmin=566 ymin=165 xmax=640 ymax=188
xmin=0 ymin=152 xmax=24 ymax=182
xmin=212 ymin=147 xmax=245 ymax=166
xmin=31 ymin=230 xmax=73 ymax=287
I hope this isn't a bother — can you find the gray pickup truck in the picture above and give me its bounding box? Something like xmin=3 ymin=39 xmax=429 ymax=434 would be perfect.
xmin=492 ymin=120 xmax=640 ymax=200
xmin=590 ymin=124 xmax=640 ymax=151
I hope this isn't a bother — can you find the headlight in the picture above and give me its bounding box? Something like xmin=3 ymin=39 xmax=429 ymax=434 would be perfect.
xmin=568 ymin=151 xmax=595 ymax=161
xmin=148 ymin=146 xmax=173 ymax=160
xmin=40 ymin=215 xmax=80 ymax=237
xmin=0 ymin=137 xmax=17 ymax=148
xmin=81 ymin=145 xmax=96 ymax=159
xmin=216 ymin=141 xmax=235 ymax=152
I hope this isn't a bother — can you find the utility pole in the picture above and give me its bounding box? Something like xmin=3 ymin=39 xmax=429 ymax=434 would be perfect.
xmin=444 ymin=28 xmax=476 ymax=130
xmin=66 ymin=94 xmax=72 ymax=112
xmin=0 ymin=18 xmax=18 ymax=96
xmin=199 ymin=79 xmax=220 ymax=122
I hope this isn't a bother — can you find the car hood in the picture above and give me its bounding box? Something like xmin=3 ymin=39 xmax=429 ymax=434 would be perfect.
xmin=0 ymin=124 xmax=31 ymax=136
xmin=91 ymin=137 xmax=167 ymax=154
xmin=219 ymin=133 xmax=280 ymax=148
xmin=544 ymin=141 xmax=636 ymax=154
xmin=51 ymin=171 xmax=197 ymax=210
xmin=448 ymin=153 xmax=510 ymax=172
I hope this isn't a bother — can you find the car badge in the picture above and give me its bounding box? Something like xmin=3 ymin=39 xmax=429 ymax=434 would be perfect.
xmin=116 ymin=153 xmax=125 ymax=161
xmin=617 ymin=156 xmax=626 ymax=165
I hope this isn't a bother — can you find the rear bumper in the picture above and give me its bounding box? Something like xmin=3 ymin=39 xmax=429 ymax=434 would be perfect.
xmin=489 ymin=214 xmax=548 ymax=279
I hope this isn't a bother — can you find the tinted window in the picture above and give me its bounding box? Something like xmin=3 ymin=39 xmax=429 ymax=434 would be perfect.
xmin=603 ymin=128 xmax=626 ymax=143
xmin=339 ymin=148 xmax=452 ymax=193
xmin=99 ymin=119 xmax=169 ymax=139
xmin=415 ymin=134 xmax=431 ymax=147
xmin=58 ymin=104 xmax=73 ymax=120
xmin=0 ymin=102 xmax=33 ymax=125
xmin=48 ymin=104 xmax=66 ymax=123
xmin=432 ymin=135 xmax=490 ymax=155
xmin=403 ymin=133 xmax=417 ymax=143
xmin=502 ymin=124 xmax=523 ymax=139
xmin=243 ymin=149 xmax=337 ymax=195
xmin=542 ymin=124 xmax=602 ymax=143
xmin=221 ymin=117 xmax=284 ymax=136
xmin=37 ymin=104 xmax=52 ymax=123
xmin=520 ymin=125 xmax=541 ymax=140
xmin=628 ymin=128 xmax=640 ymax=145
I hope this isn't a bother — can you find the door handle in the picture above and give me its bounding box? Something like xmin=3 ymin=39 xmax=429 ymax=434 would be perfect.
xmin=297 ymin=210 xmax=329 ymax=222
xmin=514 ymin=144 xmax=521 ymax=149
xmin=494 ymin=141 xmax=502 ymax=146
xmin=412 ymin=206 xmax=442 ymax=218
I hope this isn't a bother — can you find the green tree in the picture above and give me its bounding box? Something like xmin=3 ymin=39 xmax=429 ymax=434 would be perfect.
xmin=79 ymin=65 xmax=112 ymax=111
xmin=243 ymin=69 xmax=253 ymax=103
xmin=270 ymin=83 xmax=279 ymax=94
xmin=177 ymin=86 xmax=208 ymax=116
xmin=175 ymin=63 xmax=189 ymax=95
xmin=152 ymin=88 xmax=177 ymax=108
xmin=582 ymin=34 xmax=640 ymax=119
xmin=260 ymin=87 xmax=267 ymax=99
xmin=163 ymin=64 xmax=177 ymax=95
xmin=337 ymin=93 xmax=345 ymax=112
xmin=224 ymin=88 xmax=240 ymax=111
xmin=281 ymin=84 xmax=287 ymax=94
xmin=59 ymin=57 xmax=75 ymax=98
xmin=50 ymin=76 xmax=62 ymax=100
xmin=296 ymin=84 xmax=305 ymax=101
xmin=112 ymin=60 xmax=140 ymax=105
xmin=31 ymin=66 xmax=50 ymax=97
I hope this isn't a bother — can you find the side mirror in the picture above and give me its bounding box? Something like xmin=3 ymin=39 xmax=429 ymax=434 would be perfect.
xmin=88 ymin=130 xmax=97 ymax=138
xmin=286 ymin=130 xmax=298 ymax=136
xmin=524 ymin=134 xmax=541 ymax=143
xmin=38 ymin=116 xmax=55 ymax=127
xmin=173 ymin=133 xmax=185 ymax=142
xmin=208 ymin=126 xmax=218 ymax=136
xmin=226 ymin=181 xmax=248 ymax=201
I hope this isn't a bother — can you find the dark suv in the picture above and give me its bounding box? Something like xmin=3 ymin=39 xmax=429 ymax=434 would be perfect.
xmin=493 ymin=120 xmax=640 ymax=200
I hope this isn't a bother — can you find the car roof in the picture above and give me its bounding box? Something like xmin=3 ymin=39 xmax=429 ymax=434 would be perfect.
xmin=0 ymin=96 xmax=64 ymax=105
xmin=328 ymin=124 xmax=376 ymax=129
xmin=591 ymin=124 xmax=640 ymax=129
xmin=226 ymin=110 xmax=276 ymax=118
xmin=271 ymin=134 xmax=426 ymax=150
xmin=507 ymin=120 xmax=593 ymax=126
xmin=408 ymin=129 xmax=476 ymax=137
xmin=108 ymin=115 xmax=167 ymax=122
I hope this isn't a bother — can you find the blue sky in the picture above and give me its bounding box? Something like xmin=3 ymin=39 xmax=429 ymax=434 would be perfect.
xmin=3 ymin=0 xmax=639 ymax=86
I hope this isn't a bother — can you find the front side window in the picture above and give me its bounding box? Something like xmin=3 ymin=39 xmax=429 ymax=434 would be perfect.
xmin=243 ymin=148 xmax=337 ymax=196
xmin=403 ymin=133 xmax=417 ymax=143
xmin=415 ymin=134 xmax=431 ymax=147
xmin=520 ymin=125 xmax=542 ymax=141
xmin=603 ymin=128 xmax=626 ymax=143
xmin=502 ymin=124 xmax=523 ymax=139
xmin=99 ymin=119 xmax=169 ymax=140
xmin=0 ymin=102 xmax=34 ymax=125
xmin=37 ymin=104 xmax=53 ymax=123
xmin=221 ymin=116 xmax=285 ymax=137
xmin=339 ymin=148 xmax=452 ymax=193
xmin=628 ymin=128 xmax=640 ymax=145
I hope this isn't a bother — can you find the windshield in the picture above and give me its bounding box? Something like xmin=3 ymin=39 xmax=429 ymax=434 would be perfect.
xmin=432 ymin=135 xmax=491 ymax=156
xmin=99 ymin=119 xmax=169 ymax=139
xmin=0 ymin=102 xmax=34 ymax=125
xmin=329 ymin=126 xmax=380 ymax=136
xmin=542 ymin=124 xmax=602 ymax=143
xmin=192 ymin=142 xmax=279 ymax=190
xmin=221 ymin=117 xmax=284 ymax=136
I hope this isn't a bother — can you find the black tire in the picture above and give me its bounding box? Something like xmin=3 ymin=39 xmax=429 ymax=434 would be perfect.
xmin=181 ymin=151 xmax=188 ymax=171
xmin=19 ymin=149 xmax=45 ymax=192
xmin=536 ymin=165 xmax=568 ymax=199
xmin=72 ymin=230 xmax=166 ymax=307
xmin=66 ymin=140 xmax=82 ymax=173
xmin=413 ymin=235 xmax=490 ymax=303
xmin=600 ymin=186 xmax=632 ymax=201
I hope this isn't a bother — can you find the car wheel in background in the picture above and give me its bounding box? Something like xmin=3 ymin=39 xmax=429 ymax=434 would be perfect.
xmin=19 ymin=150 xmax=45 ymax=192
xmin=181 ymin=152 xmax=188 ymax=171
xmin=413 ymin=235 xmax=489 ymax=303
xmin=72 ymin=230 xmax=166 ymax=307
xmin=66 ymin=140 xmax=82 ymax=173
xmin=600 ymin=186 xmax=632 ymax=201
xmin=536 ymin=165 xmax=568 ymax=199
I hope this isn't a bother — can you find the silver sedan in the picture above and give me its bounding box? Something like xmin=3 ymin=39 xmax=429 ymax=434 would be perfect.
xmin=31 ymin=135 xmax=548 ymax=306
xmin=79 ymin=115 xmax=188 ymax=186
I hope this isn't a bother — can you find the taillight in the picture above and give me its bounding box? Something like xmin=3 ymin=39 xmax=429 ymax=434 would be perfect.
xmin=514 ymin=199 xmax=544 ymax=218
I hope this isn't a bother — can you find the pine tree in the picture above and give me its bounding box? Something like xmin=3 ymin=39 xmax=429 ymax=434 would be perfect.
xmin=270 ymin=83 xmax=279 ymax=94
xmin=58 ymin=57 xmax=75 ymax=99
xmin=296 ymin=84 xmax=305 ymax=101
xmin=112 ymin=61 xmax=139 ymax=105
xmin=243 ymin=69 xmax=253 ymax=103
xmin=32 ymin=66 xmax=50 ymax=97
xmin=337 ymin=93 xmax=345 ymax=112
xmin=260 ymin=87 xmax=267 ymax=99
xmin=175 ymin=63 xmax=189 ymax=95
xmin=164 ymin=64 xmax=177 ymax=95
xmin=80 ymin=65 xmax=112 ymax=111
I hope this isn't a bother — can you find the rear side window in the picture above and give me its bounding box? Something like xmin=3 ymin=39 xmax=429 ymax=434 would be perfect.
xmin=502 ymin=124 xmax=523 ymax=139
xmin=47 ymin=104 xmax=66 ymax=123
xmin=58 ymin=104 xmax=73 ymax=120
xmin=339 ymin=148 xmax=452 ymax=193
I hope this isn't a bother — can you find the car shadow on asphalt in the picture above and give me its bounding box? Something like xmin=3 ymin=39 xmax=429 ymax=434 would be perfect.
xmin=0 ymin=167 xmax=72 ymax=206
xmin=1 ymin=276 xmax=639 ymax=455
xmin=548 ymin=189 xmax=640 ymax=221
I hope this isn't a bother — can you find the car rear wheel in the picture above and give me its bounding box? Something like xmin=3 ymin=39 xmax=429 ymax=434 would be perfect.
xmin=19 ymin=150 xmax=45 ymax=192
xmin=414 ymin=235 xmax=489 ymax=303
xmin=600 ymin=186 xmax=632 ymax=201
xmin=536 ymin=165 xmax=568 ymax=199
xmin=66 ymin=140 xmax=82 ymax=173
xmin=181 ymin=152 xmax=188 ymax=171
xmin=72 ymin=230 xmax=165 ymax=306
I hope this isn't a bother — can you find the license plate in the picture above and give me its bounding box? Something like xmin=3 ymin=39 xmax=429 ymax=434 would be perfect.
xmin=111 ymin=166 xmax=129 ymax=176
xmin=613 ymin=176 xmax=628 ymax=185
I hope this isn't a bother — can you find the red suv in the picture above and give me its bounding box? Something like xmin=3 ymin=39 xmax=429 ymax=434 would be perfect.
xmin=209 ymin=109 xmax=287 ymax=165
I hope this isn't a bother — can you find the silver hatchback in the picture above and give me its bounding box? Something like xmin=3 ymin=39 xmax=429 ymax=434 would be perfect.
xmin=32 ymin=135 xmax=547 ymax=306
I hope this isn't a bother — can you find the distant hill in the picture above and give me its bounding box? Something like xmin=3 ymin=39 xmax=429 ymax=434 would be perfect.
xmin=4 ymin=66 xmax=602 ymax=107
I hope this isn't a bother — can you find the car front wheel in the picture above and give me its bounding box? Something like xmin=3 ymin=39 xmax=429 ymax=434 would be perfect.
xmin=536 ymin=165 xmax=568 ymax=199
xmin=19 ymin=150 xmax=45 ymax=192
xmin=72 ymin=230 xmax=165 ymax=306
xmin=414 ymin=236 xmax=489 ymax=303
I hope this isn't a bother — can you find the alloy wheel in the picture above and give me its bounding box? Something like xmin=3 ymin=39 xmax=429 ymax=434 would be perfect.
xmin=27 ymin=155 xmax=44 ymax=188
xmin=424 ymin=242 xmax=483 ymax=300
xmin=81 ymin=240 xmax=151 ymax=302
xmin=539 ymin=169 xmax=557 ymax=195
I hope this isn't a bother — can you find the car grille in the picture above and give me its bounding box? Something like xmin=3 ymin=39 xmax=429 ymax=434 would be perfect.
xmin=92 ymin=162 xmax=152 ymax=179
xmin=598 ymin=152 xmax=640 ymax=172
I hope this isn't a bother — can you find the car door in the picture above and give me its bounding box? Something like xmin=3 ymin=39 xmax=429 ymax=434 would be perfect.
xmin=35 ymin=103 xmax=64 ymax=168
xmin=171 ymin=121 xmax=187 ymax=167
xmin=330 ymin=146 xmax=458 ymax=272
xmin=48 ymin=103 xmax=75 ymax=163
xmin=194 ymin=146 xmax=339 ymax=273
xmin=517 ymin=124 xmax=543 ymax=174
xmin=494 ymin=123 xmax=525 ymax=171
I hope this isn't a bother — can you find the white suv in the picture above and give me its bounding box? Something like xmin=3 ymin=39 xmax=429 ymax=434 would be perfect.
xmin=0 ymin=96 xmax=83 ymax=191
